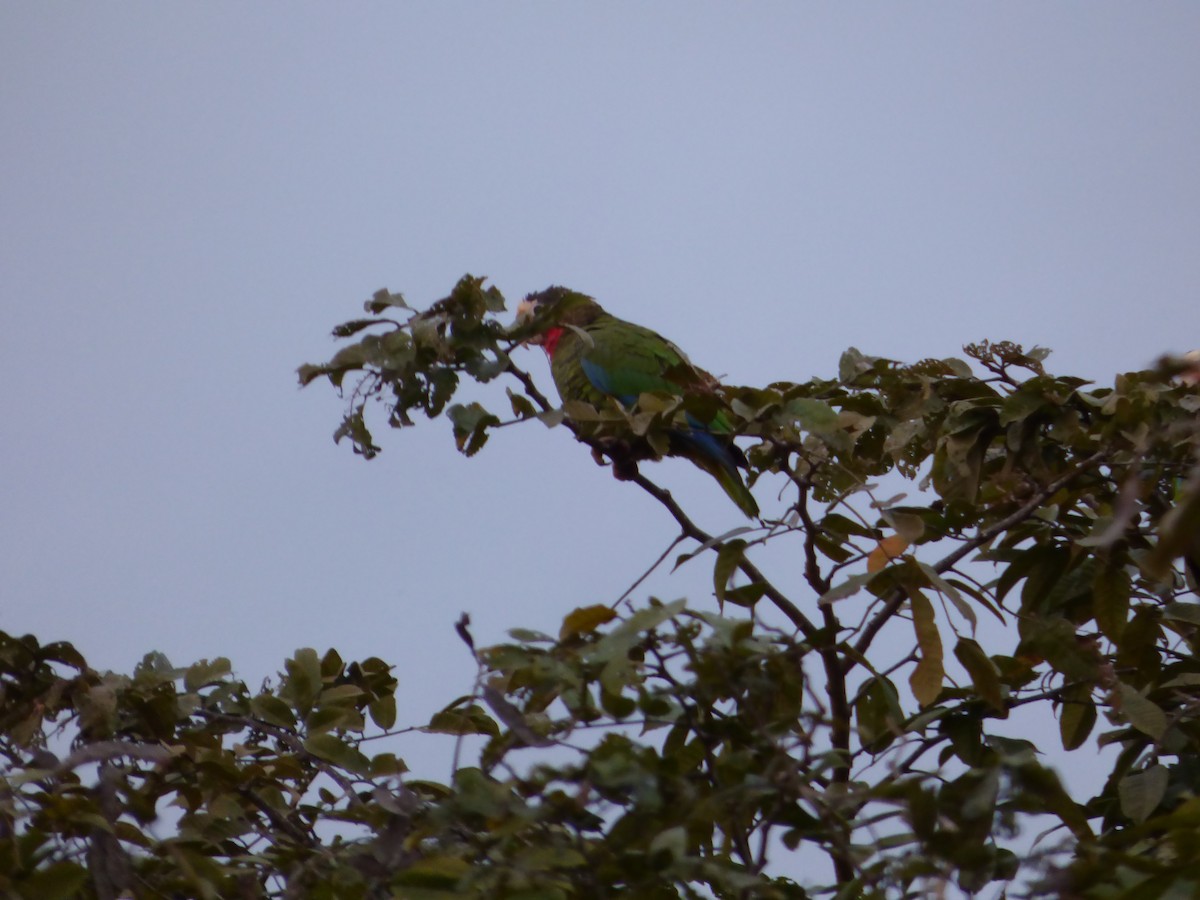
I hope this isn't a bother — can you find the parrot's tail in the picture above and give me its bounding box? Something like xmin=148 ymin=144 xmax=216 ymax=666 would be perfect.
xmin=673 ymin=429 xmax=759 ymax=518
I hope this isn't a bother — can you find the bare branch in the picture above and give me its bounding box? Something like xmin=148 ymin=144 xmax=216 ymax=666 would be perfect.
xmin=54 ymin=740 xmax=172 ymax=774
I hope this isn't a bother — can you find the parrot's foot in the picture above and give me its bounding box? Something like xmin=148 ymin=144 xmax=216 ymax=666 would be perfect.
xmin=612 ymin=458 xmax=640 ymax=481
xmin=590 ymin=443 xmax=641 ymax=481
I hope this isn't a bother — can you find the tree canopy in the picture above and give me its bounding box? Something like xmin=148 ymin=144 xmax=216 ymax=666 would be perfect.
xmin=3 ymin=275 xmax=1200 ymax=899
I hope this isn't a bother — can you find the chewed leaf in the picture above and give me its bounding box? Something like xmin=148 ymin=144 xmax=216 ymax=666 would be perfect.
xmin=448 ymin=403 xmax=500 ymax=456
xmin=364 ymin=288 xmax=411 ymax=313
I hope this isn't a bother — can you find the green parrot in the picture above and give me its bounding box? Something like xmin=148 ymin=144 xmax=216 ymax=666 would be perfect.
xmin=516 ymin=287 xmax=759 ymax=517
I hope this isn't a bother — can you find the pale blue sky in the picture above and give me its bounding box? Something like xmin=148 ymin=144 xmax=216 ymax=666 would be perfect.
xmin=3 ymin=6 xmax=1198 ymax=876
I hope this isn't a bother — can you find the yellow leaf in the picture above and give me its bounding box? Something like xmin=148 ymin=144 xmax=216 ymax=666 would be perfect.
xmin=909 ymin=588 xmax=944 ymax=707
xmin=867 ymin=535 xmax=910 ymax=573
xmin=560 ymin=605 xmax=617 ymax=639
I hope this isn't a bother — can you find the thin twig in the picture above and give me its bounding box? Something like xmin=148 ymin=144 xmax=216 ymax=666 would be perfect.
xmin=611 ymin=534 xmax=687 ymax=609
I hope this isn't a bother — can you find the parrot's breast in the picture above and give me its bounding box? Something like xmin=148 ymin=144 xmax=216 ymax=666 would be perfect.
xmin=541 ymin=326 xmax=566 ymax=360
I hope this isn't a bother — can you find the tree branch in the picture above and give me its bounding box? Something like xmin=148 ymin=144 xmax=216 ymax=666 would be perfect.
xmin=200 ymin=711 xmax=370 ymax=814
xmin=54 ymin=740 xmax=172 ymax=774
xmin=237 ymin=785 xmax=318 ymax=848
xmin=87 ymin=762 xmax=135 ymax=900
xmin=848 ymin=450 xmax=1106 ymax=670
xmin=630 ymin=473 xmax=819 ymax=639
xmin=633 ymin=470 xmax=859 ymax=885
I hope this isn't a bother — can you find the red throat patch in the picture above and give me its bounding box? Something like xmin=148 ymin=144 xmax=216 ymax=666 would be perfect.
xmin=541 ymin=326 xmax=565 ymax=359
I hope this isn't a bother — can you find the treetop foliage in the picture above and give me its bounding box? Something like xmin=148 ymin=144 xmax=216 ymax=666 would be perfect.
xmin=4 ymin=274 xmax=1200 ymax=898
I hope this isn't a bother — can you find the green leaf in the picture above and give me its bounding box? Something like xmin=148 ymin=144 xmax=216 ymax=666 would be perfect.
xmin=364 ymin=287 xmax=411 ymax=313
xmin=994 ymin=544 xmax=1055 ymax=606
xmin=507 ymin=627 xmax=554 ymax=643
xmin=1164 ymin=602 xmax=1200 ymax=626
xmin=306 ymin=704 xmax=364 ymax=735
xmin=507 ymin=387 xmax=537 ymax=419
xmin=1019 ymin=616 xmax=1100 ymax=682
xmin=393 ymin=855 xmax=472 ymax=887
xmin=369 ymin=693 xmax=397 ymax=730
xmin=917 ymin=561 xmax=977 ymax=633
xmin=371 ymin=752 xmax=408 ymax=777
xmin=41 ymin=641 xmax=87 ymax=670
xmin=931 ymin=430 xmax=987 ymax=502
xmin=999 ymin=386 xmax=1049 ymax=426
xmin=516 ymin=846 xmax=587 ymax=874
xmin=887 ymin=511 xmax=926 ymax=543
xmin=561 ymin=399 xmax=603 ymax=421
xmin=296 ymin=362 xmax=325 ymax=387
xmin=649 ymin=825 xmax=688 ymax=863
xmin=1148 ymin=469 xmax=1200 ymax=577
xmin=332 ymin=405 xmax=381 ymax=457
xmin=818 ymin=572 xmax=874 ymax=605
xmin=673 ymin=526 xmax=753 ymax=568
xmin=1116 ymin=682 xmax=1168 ymax=741
xmin=713 ymin=539 xmax=748 ymax=606
xmin=600 ymin=687 xmax=637 ymax=719
xmin=855 ymin=676 xmax=903 ymax=750
xmin=784 ymin=397 xmax=839 ymax=432
xmin=537 ymin=407 xmax=566 ymax=428
xmin=723 ymin=583 xmax=767 ymax=607
xmin=954 ymin=639 xmax=1004 ymax=712
xmin=447 ymin=402 xmax=500 ymax=456
xmin=303 ymin=732 xmax=371 ymax=774
xmin=1094 ymin=565 xmax=1131 ymax=641
xmin=318 ymin=683 xmax=364 ymax=707
xmin=78 ymin=683 xmax=118 ymax=738
xmin=426 ymin=704 xmax=499 ymax=737
xmin=819 ymin=513 xmax=875 ymax=539
xmin=21 ymin=862 xmax=90 ymax=900
xmin=250 ymin=693 xmax=297 ymax=728
xmin=184 ymin=657 xmax=231 ymax=692
xmin=1119 ymin=764 xmax=1169 ymax=823
xmin=282 ymin=647 xmax=323 ymax=714
xmin=321 ymin=647 xmax=345 ymax=678
xmin=331 ymin=318 xmax=386 ymax=338
xmin=1162 ymin=673 xmax=1200 ymax=689
xmin=1058 ymin=682 xmax=1096 ymax=751
xmin=839 ymin=347 xmax=879 ymax=381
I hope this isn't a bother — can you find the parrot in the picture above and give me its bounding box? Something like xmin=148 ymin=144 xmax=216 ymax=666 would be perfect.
xmin=515 ymin=286 xmax=759 ymax=518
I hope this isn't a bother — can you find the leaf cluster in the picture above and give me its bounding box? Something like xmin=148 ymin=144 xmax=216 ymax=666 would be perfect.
xmin=4 ymin=279 xmax=1200 ymax=897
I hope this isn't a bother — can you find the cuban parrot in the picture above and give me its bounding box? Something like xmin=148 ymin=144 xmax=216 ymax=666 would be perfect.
xmin=516 ymin=287 xmax=759 ymax=517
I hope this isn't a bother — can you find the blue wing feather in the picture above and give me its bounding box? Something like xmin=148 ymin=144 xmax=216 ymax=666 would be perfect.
xmin=582 ymin=353 xmax=742 ymax=478
xmin=580 ymin=357 xmax=636 ymax=405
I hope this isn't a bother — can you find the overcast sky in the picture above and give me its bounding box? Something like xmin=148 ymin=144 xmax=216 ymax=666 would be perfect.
xmin=3 ymin=5 xmax=1199 ymax=876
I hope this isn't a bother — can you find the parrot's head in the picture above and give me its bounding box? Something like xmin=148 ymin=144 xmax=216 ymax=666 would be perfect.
xmin=1181 ymin=349 xmax=1200 ymax=386
xmin=1160 ymin=349 xmax=1200 ymax=386
xmin=514 ymin=287 xmax=603 ymax=347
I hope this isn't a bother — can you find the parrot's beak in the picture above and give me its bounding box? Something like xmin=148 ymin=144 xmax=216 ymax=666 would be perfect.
xmin=514 ymin=298 xmax=543 ymax=345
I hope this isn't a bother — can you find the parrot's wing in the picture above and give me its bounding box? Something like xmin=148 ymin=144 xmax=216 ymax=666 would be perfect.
xmin=578 ymin=319 xmax=699 ymax=405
